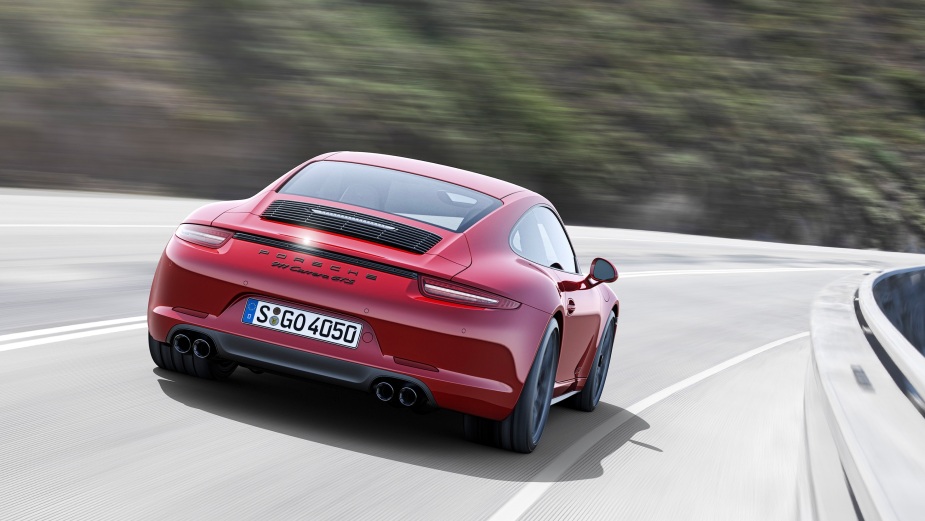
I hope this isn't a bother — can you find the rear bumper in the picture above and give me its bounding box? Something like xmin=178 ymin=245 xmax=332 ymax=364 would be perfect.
xmin=159 ymin=323 xmax=438 ymax=405
xmin=148 ymin=236 xmax=554 ymax=420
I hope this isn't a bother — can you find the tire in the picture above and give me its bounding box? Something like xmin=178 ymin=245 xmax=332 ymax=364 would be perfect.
xmin=464 ymin=318 xmax=560 ymax=453
xmin=148 ymin=333 xmax=237 ymax=380
xmin=566 ymin=311 xmax=616 ymax=412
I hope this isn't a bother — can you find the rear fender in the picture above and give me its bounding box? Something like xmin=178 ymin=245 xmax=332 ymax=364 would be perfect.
xmin=574 ymin=293 xmax=619 ymax=380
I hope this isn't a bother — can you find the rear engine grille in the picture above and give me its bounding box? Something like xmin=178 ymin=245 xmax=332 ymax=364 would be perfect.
xmin=261 ymin=200 xmax=442 ymax=254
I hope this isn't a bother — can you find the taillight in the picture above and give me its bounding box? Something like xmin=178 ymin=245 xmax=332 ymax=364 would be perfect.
xmin=175 ymin=224 xmax=233 ymax=248
xmin=419 ymin=276 xmax=520 ymax=310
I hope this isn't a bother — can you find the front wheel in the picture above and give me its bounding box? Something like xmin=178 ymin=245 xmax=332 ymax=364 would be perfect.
xmin=464 ymin=318 xmax=560 ymax=453
xmin=566 ymin=311 xmax=616 ymax=412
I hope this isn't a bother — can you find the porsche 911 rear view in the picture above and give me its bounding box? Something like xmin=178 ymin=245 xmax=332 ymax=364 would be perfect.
xmin=147 ymin=151 xmax=619 ymax=453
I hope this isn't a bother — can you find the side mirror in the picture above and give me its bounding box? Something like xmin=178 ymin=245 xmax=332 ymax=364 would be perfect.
xmin=590 ymin=258 xmax=618 ymax=283
xmin=558 ymin=258 xmax=618 ymax=292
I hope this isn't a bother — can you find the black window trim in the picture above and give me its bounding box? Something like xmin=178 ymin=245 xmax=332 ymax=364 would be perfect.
xmin=509 ymin=204 xmax=581 ymax=275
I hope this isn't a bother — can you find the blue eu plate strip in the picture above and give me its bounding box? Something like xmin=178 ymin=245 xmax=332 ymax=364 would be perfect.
xmin=242 ymin=298 xmax=258 ymax=324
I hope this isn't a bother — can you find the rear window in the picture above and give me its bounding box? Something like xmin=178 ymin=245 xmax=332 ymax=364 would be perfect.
xmin=279 ymin=161 xmax=502 ymax=232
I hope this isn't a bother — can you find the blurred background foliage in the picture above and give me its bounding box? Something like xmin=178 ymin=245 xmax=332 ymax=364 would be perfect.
xmin=2 ymin=0 xmax=925 ymax=250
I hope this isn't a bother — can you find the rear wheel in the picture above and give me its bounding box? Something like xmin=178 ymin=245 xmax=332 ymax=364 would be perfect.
xmin=148 ymin=333 xmax=237 ymax=380
xmin=464 ymin=318 xmax=560 ymax=453
xmin=566 ymin=311 xmax=616 ymax=412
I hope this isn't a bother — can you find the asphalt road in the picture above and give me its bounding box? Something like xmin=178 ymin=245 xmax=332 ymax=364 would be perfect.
xmin=2 ymin=188 xmax=923 ymax=520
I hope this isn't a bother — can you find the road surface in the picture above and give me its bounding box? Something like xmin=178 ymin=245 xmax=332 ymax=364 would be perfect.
xmin=1 ymin=188 xmax=922 ymax=520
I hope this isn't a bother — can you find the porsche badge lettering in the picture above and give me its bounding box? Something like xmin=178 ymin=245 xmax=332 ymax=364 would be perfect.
xmin=266 ymin=252 xmax=378 ymax=285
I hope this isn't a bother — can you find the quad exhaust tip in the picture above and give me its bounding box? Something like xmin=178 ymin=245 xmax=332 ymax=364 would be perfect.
xmin=172 ymin=334 xmax=191 ymax=354
xmin=192 ymin=338 xmax=212 ymax=359
xmin=373 ymin=381 xmax=422 ymax=407
xmin=375 ymin=382 xmax=394 ymax=402
xmin=398 ymin=386 xmax=418 ymax=407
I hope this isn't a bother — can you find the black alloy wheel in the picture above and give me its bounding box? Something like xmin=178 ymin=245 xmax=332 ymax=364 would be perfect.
xmin=566 ymin=311 xmax=616 ymax=412
xmin=464 ymin=318 xmax=560 ymax=453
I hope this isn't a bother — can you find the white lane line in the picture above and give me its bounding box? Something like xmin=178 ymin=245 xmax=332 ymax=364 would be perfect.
xmin=620 ymin=267 xmax=869 ymax=278
xmin=0 ymin=323 xmax=148 ymax=353
xmin=573 ymin=235 xmax=719 ymax=245
xmin=0 ymin=224 xmax=175 ymax=228
xmin=570 ymin=234 xmax=906 ymax=256
xmin=488 ymin=331 xmax=810 ymax=521
xmin=0 ymin=316 xmax=147 ymax=343
xmin=571 ymin=234 xmax=791 ymax=247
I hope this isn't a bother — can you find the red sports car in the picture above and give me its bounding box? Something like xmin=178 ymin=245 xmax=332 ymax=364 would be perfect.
xmin=148 ymin=152 xmax=619 ymax=452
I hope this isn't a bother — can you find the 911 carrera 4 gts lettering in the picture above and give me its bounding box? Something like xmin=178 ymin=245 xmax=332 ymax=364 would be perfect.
xmin=288 ymin=265 xmax=326 ymax=278
xmin=274 ymin=262 xmax=357 ymax=285
xmin=266 ymin=251 xmax=371 ymax=284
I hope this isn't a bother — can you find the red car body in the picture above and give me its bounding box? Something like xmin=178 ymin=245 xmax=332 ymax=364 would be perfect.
xmin=148 ymin=152 xmax=618 ymax=443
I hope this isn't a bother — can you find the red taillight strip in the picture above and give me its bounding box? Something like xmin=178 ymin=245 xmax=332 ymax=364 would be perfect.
xmin=422 ymin=283 xmax=500 ymax=306
xmin=419 ymin=276 xmax=520 ymax=310
xmin=175 ymin=224 xmax=233 ymax=248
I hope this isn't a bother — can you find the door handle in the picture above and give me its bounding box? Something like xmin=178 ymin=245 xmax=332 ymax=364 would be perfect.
xmin=567 ymin=299 xmax=576 ymax=315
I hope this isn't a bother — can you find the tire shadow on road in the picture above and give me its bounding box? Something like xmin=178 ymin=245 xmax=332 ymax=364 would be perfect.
xmin=154 ymin=367 xmax=650 ymax=482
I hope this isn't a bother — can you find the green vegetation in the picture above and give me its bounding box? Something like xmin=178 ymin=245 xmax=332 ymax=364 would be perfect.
xmin=2 ymin=0 xmax=925 ymax=249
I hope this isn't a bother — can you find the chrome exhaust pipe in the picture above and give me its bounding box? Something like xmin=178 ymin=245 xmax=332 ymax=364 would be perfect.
xmin=398 ymin=386 xmax=418 ymax=407
xmin=374 ymin=382 xmax=394 ymax=402
xmin=172 ymin=334 xmax=191 ymax=354
xmin=192 ymin=338 xmax=212 ymax=359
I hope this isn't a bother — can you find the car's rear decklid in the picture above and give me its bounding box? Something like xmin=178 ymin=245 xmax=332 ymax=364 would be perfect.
xmin=211 ymin=209 xmax=470 ymax=280
xmin=261 ymin=199 xmax=443 ymax=254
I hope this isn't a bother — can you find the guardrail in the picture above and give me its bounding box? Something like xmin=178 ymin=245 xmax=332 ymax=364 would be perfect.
xmin=804 ymin=268 xmax=925 ymax=521
xmin=861 ymin=268 xmax=925 ymax=411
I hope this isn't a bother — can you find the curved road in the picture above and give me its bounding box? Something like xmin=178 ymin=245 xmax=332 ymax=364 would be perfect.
xmin=1 ymin=188 xmax=922 ymax=520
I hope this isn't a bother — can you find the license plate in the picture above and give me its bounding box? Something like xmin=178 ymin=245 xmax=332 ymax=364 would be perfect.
xmin=241 ymin=298 xmax=362 ymax=349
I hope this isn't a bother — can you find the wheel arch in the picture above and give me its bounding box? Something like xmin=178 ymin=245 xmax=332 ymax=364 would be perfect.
xmin=552 ymin=309 xmax=564 ymax=336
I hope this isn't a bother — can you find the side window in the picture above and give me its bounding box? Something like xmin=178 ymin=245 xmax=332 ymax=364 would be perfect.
xmin=510 ymin=207 xmax=577 ymax=273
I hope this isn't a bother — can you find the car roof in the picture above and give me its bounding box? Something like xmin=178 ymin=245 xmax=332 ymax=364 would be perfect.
xmin=322 ymin=151 xmax=526 ymax=199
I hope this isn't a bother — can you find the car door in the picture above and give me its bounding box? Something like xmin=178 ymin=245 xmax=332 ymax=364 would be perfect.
xmin=510 ymin=206 xmax=599 ymax=383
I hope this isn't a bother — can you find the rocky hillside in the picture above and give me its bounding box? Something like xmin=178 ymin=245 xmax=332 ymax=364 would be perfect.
xmin=2 ymin=0 xmax=925 ymax=250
